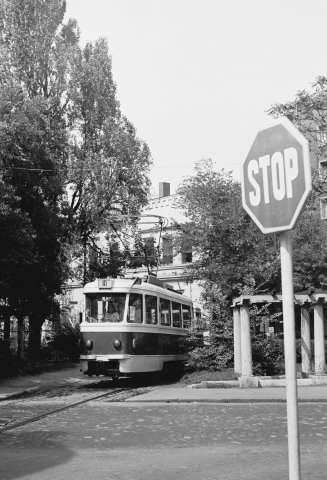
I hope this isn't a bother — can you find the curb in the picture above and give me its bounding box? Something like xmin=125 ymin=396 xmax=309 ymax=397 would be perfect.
xmin=125 ymin=396 xmax=327 ymax=404
xmin=0 ymin=387 xmax=40 ymax=401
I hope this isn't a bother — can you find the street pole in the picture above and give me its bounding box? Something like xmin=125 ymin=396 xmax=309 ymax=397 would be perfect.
xmin=279 ymin=230 xmax=301 ymax=480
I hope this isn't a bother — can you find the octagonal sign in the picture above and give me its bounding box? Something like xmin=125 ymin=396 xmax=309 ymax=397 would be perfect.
xmin=241 ymin=117 xmax=311 ymax=234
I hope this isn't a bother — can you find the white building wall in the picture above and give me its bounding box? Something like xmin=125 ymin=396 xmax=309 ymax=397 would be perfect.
xmin=128 ymin=183 xmax=204 ymax=308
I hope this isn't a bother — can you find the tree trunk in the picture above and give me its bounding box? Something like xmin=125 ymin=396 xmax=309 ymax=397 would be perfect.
xmin=17 ymin=315 xmax=25 ymax=359
xmin=3 ymin=311 xmax=11 ymax=342
xmin=2 ymin=310 xmax=11 ymax=354
xmin=83 ymin=231 xmax=88 ymax=286
xmin=28 ymin=316 xmax=43 ymax=359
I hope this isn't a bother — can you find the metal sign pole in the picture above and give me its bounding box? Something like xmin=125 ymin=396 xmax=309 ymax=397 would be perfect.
xmin=279 ymin=230 xmax=301 ymax=480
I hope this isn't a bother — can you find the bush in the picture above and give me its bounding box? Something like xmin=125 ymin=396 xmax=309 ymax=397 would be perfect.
xmin=186 ymin=336 xmax=286 ymax=376
xmin=186 ymin=344 xmax=234 ymax=372
xmin=0 ymin=340 xmax=13 ymax=375
xmin=48 ymin=321 xmax=80 ymax=361
xmin=0 ymin=346 xmax=75 ymax=378
xmin=251 ymin=337 xmax=285 ymax=376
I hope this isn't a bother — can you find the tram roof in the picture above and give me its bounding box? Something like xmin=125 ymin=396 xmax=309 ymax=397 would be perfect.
xmin=83 ymin=276 xmax=193 ymax=303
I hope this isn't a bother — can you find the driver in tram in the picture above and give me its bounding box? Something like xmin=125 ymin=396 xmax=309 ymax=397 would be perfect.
xmin=103 ymin=301 xmax=120 ymax=322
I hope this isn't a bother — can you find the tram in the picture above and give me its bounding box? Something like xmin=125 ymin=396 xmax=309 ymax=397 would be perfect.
xmin=80 ymin=276 xmax=194 ymax=379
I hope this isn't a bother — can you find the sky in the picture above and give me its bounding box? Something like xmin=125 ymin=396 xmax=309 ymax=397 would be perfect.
xmin=65 ymin=0 xmax=327 ymax=195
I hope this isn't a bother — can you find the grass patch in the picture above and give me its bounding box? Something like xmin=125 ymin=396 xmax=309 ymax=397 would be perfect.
xmin=179 ymin=369 xmax=238 ymax=385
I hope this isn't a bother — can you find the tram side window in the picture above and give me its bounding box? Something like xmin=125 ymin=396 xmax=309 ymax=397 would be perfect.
xmin=182 ymin=305 xmax=192 ymax=329
xmin=128 ymin=293 xmax=143 ymax=323
xmin=85 ymin=296 xmax=98 ymax=322
xmin=159 ymin=297 xmax=171 ymax=326
xmin=172 ymin=301 xmax=182 ymax=327
xmin=145 ymin=295 xmax=158 ymax=324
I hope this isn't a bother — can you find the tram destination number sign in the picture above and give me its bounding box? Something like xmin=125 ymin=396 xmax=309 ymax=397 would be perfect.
xmin=241 ymin=116 xmax=311 ymax=234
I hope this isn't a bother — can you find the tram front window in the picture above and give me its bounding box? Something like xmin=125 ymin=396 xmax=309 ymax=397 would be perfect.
xmin=85 ymin=294 xmax=126 ymax=322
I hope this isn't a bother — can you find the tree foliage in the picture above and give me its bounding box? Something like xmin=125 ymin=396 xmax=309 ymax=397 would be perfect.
xmin=177 ymin=159 xmax=327 ymax=342
xmin=267 ymin=76 xmax=327 ymax=289
xmin=177 ymin=159 xmax=279 ymax=300
xmin=268 ymin=76 xmax=327 ymax=194
xmin=0 ymin=0 xmax=152 ymax=357
xmin=67 ymin=37 xmax=152 ymax=283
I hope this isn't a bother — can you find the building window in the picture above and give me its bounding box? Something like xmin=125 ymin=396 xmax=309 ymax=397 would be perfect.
xmin=320 ymin=196 xmax=327 ymax=220
xmin=317 ymin=129 xmax=327 ymax=147
xmin=162 ymin=237 xmax=173 ymax=265
xmin=181 ymin=249 xmax=192 ymax=264
xmin=319 ymin=160 xmax=327 ymax=182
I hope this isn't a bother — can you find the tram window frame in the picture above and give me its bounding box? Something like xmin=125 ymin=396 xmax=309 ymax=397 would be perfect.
xmin=172 ymin=301 xmax=182 ymax=328
xmin=159 ymin=297 xmax=171 ymax=326
xmin=182 ymin=304 xmax=192 ymax=329
xmin=145 ymin=294 xmax=158 ymax=324
xmin=128 ymin=293 xmax=143 ymax=323
xmin=85 ymin=293 xmax=126 ymax=323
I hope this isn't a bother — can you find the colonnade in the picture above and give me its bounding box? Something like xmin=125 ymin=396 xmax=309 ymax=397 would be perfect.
xmin=232 ymin=293 xmax=327 ymax=379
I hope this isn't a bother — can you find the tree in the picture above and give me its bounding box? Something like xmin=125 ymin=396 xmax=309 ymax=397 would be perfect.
xmin=0 ymin=0 xmax=79 ymax=101
xmin=177 ymin=159 xmax=279 ymax=304
xmin=267 ymin=76 xmax=327 ymax=288
xmin=292 ymin=197 xmax=327 ymax=291
xmin=0 ymin=0 xmax=152 ymax=357
xmin=268 ymin=76 xmax=327 ymax=195
xmin=178 ymin=156 xmax=327 ymax=331
xmin=176 ymin=159 xmax=327 ymax=373
xmin=0 ymin=177 xmax=35 ymax=356
xmin=0 ymin=0 xmax=78 ymax=356
xmin=67 ymin=38 xmax=152 ymax=283
xmin=127 ymin=234 xmax=159 ymax=275
xmin=0 ymin=88 xmax=70 ymax=356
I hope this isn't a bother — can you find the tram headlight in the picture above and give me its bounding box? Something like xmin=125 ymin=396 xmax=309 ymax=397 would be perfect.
xmin=85 ymin=339 xmax=93 ymax=350
xmin=113 ymin=339 xmax=121 ymax=350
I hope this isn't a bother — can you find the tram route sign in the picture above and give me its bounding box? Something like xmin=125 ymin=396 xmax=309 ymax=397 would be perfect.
xmin=241 ymin=116 xmax=311 ymax=234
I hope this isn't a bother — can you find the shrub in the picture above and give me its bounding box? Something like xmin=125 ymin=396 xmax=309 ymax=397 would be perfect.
xmin=186 ymin=336 xmax=286 ymax=376
xmin=0 ymin=340 xmax=14 ymax=376
xmin=251 ymin=337 xmax=285 ymax=376
xmin=186 ymin=344 xmax=234 ymax=372
xmin=48 ymin=321 xmax=80 ymax=361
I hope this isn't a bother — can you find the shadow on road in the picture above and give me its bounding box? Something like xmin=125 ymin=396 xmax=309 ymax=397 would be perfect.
xmin=0 ymin=430 xmax=74 ymax=480
xmin=82 ymin=372 xmax=178 ymax=390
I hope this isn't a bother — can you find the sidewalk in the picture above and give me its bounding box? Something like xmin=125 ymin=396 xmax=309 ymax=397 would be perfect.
xmin=128 ymin=384 xmax=327 ymax=403
xmin=1 ymin=366 xmax=327 ymax=403
xmin=0 ymin=364 xmax=84 ymax=400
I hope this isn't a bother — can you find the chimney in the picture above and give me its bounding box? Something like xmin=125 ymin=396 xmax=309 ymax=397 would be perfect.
xmin=159 ymin=182 xmax=170 ymax=198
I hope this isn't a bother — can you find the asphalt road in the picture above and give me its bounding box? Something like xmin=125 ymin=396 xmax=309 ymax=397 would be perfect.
xmin=1 ymin=400 xmax=327 ymax=480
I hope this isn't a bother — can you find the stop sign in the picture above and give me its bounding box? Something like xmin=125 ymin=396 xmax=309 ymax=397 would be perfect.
xmin=241 ymin=117 xmax=311 ymax=234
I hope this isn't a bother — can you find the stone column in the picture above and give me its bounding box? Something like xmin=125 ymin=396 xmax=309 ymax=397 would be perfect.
xmin=233 ymin=307 xmax=242 ymax=375
xmin=240 ymin=302 xmax=253 ymax=377
xmin=314 ymin=302 xmax=326 ymax=375
xmin=300 ymin=305 xmax=311 ymax=375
